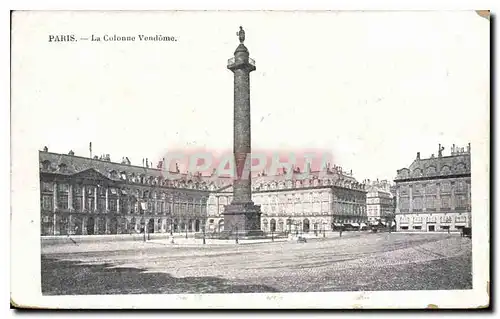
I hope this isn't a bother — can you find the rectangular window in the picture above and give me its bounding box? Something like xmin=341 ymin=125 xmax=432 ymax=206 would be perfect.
xmin=441 ymin=182 xmax=451 ymax=193
xmin=57 ymin=195 xmax=68 ymax=210
xmin=120 ymin=199 xmax=128 ymax=214
xmin=413 ymin=197 xmax=423 ymax=211
xmin=400 ymin=198 xmax=409 ymax=210
xmin=99 ymin=187 xmax=106 ymax=196
xmin=426 ymin=196 xmax=436 ymax=209
xmin=441 ymin=196 xmax=451 ymax=209
xmin=400 ymin=186 xmax=409 ymax=196
xmin=425 ymin=184 xmax=436 ymax=195
xmin=109 ymin=199 xmax=117 ymax=212
xmin=87 ymin=198 xmax=95 ymax=211
xmin=41 ymin=182 xmax=53 ymax=192
xmin=98 ymin=198 xmax=106 ymax=210
xmin=456 ymin=195 xmax=467 ymax=208
xmin=456 ymin=181 xmax=466 ymax=193
xmin=413 ymin=184 xmax=423 ymax=196
xmin=74 ymin=197 xmax=82 ymax=211
xmin=73 ymin=185 xmax=81 ymax=195
xmin=41 ymin=195 xmax=53 ymax=210
xmin=58 ymin=183 xmax=69 ymax=193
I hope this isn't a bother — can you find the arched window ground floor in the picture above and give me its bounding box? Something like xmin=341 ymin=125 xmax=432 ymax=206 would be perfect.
xmin=40 ymin=214 xmax=182 ymax=236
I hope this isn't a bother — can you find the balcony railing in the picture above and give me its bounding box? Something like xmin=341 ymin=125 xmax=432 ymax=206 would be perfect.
xmin=227 ymin=57 xmax=255 ymax=67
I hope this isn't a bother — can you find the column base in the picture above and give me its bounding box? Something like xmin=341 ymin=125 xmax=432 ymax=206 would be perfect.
xmin=218 ymin=229 xmax=266 ymax=240
xmin=222 ymin=202 xmax=263 ymax=238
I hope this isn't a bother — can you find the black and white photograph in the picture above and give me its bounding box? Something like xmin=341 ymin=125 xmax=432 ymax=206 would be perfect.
xmin=9 ymin=9 xmax=490 ymax=309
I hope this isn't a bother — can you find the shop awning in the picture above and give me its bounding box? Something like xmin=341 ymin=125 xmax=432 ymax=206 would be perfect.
xmin=334 ymin=223 xmax=343 ymax=227
xmin=351 ymin=223 xmax=360 ymax=227
xmin=360 ymin=223 xmax=368 ymax=227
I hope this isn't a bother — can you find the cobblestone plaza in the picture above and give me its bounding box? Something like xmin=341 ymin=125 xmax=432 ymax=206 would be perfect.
xmin=41 ymin=232 xmax=472 ymax=294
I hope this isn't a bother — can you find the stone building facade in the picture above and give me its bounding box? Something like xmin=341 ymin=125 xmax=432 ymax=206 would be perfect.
xmin=207 ymin=170 xmax=368 ymax=234
xmin=364 ymin=179 xmax=396 ymax=225
xmin=40 ymin=150 xmax=367 ymax=236
xmin=394 ymin=144 xmax=472 ymax=232
xmin=39 ymin=150 xmax=222 ymax=236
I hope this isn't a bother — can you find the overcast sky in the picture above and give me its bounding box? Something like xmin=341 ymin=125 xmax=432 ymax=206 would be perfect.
xmin=11 ymin=11 xmax=489 ymax=181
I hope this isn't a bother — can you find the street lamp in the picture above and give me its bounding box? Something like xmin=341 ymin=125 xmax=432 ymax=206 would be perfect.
xmin=235 ymin=225 xmax=239 ymax=244
xmin=185 ymin=220 xmax=188 ymax=239
xmin=202 ymin=225 xmax=206 ymax=245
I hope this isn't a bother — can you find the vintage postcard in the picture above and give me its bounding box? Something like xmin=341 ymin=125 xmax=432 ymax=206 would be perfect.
xmin=10 ymin=10 xmax=490 ymax=309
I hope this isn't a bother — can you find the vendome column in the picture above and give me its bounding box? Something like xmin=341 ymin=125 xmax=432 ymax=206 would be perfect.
xmin=223 ymin=27 xmax=263 ymax=237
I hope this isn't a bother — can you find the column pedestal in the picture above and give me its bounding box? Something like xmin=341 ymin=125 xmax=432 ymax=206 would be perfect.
xmin=221 ymin=202 xmax=264 ymax=238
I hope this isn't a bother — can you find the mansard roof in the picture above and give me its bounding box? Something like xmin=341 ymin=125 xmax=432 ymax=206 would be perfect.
xmin=39 ymin=151 xmax=364 ymax=192
xmin=395 ymin=152 xmax=471 ymax=181
xmin=39 ymin=151 xmax=232 ymax=191
xmin=39 ymin=151 xmax=180 ymax=179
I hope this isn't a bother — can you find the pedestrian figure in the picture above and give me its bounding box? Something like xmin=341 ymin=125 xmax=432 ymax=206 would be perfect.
xmin=340 ymin=229 xmax=343 ymax=237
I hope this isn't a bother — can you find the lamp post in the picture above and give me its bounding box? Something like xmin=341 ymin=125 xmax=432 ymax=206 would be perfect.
xmin=323 ymin=222 xmax=326 ymax=238
xmin=202 ymin=225 xmax=206 ymax=245
xmin=185 ymin=220 xmax=188 ymax=239
xmin=235 ymin=225 xmax=239 ymax=244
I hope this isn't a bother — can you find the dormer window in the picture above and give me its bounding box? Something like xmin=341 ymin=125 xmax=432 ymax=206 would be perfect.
xmin=58 ymin=163 xmax=67 ymax=172
xmin=41 ymin=160 xmax=51 ymax=170
xmin=109 ymin=170 xmax=118 ymax=179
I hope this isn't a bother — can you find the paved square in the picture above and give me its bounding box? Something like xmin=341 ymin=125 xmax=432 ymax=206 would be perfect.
xmin=41 ymin=233 xmax=472 ymax=295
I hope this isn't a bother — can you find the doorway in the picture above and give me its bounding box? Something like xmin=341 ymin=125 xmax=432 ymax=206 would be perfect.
xmin=303 ymin=219 xmax=310 ymax=233
xmin=428 ymin=225 xmax=435 ymax=232
xmin=87 ymin=217 xmax=95 ymax=235
xmin=148 ymin=218 xmax=155 ymax=234
xmin=110 ymin=217 xmax=118 ymax=234
xmin=270 ymin=219 xmax=276 ymax=232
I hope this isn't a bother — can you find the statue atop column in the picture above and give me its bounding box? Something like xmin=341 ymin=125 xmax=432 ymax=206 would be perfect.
xmin=237 ymin=26 xmax=245 ymax=44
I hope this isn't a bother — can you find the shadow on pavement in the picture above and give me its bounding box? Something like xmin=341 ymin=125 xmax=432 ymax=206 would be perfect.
xmin=41 ymin=256 xmax=279 ymax=295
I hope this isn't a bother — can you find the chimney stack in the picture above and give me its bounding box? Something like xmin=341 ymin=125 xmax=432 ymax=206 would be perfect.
xmin=416 ymin=152 xmax=420 ymax=160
